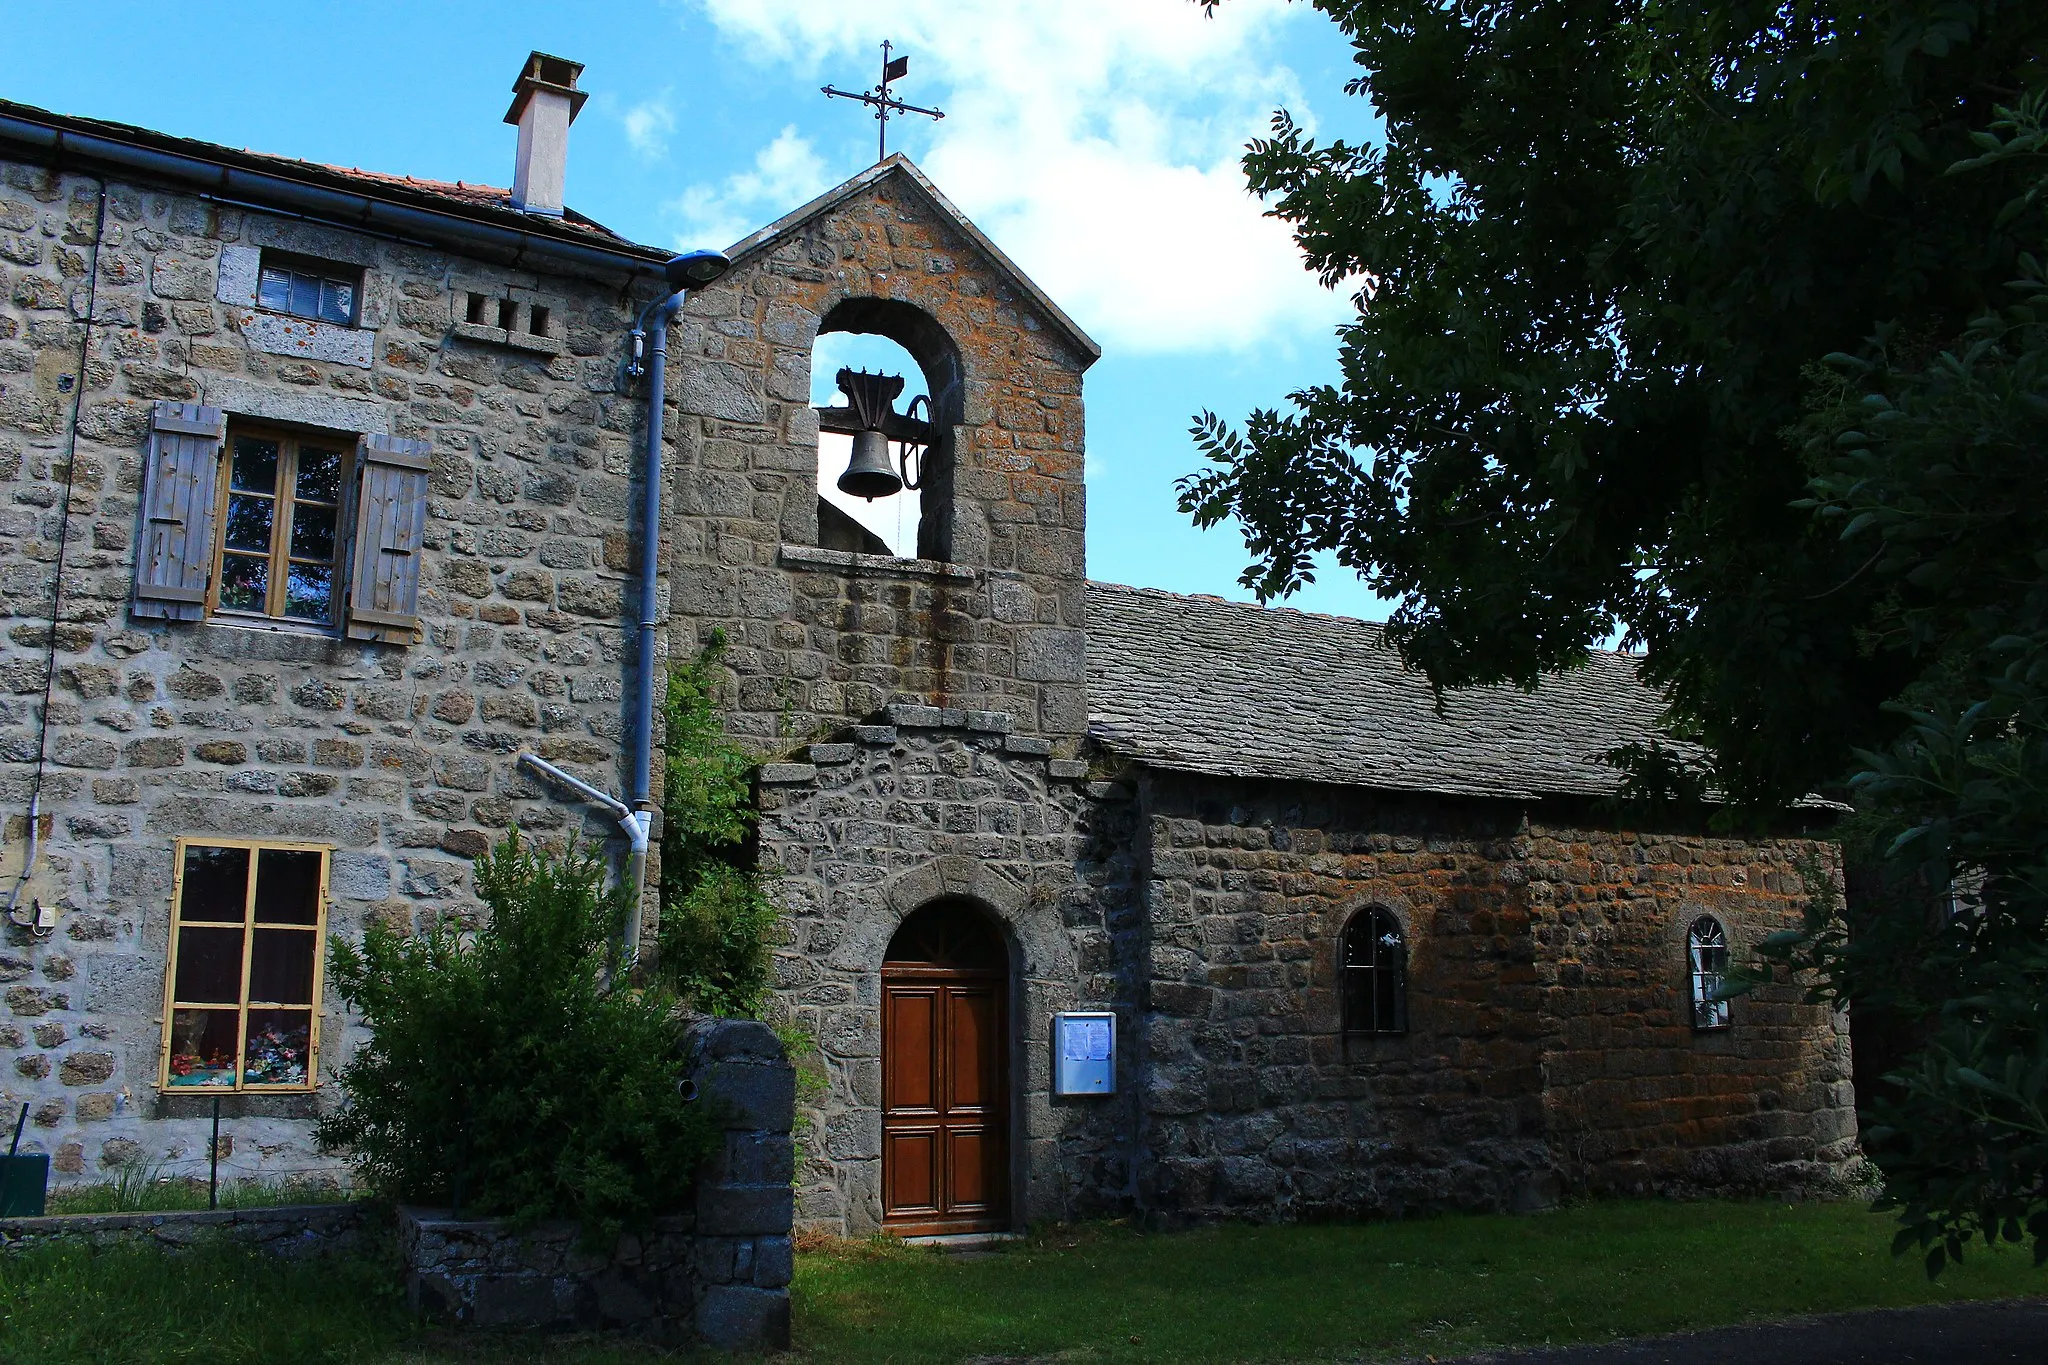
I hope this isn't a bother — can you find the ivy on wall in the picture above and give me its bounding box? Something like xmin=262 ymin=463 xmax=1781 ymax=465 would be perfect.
xmin=656 ymin=634 xmax=779 ymax=1019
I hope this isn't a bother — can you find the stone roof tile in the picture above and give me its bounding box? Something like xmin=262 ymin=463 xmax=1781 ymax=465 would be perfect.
xmin=1085 ymin=581 xmax=1670 ymax=800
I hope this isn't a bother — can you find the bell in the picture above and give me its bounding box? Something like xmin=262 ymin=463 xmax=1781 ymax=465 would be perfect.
xmin=837 ymin=428 xmax=903 ymax=500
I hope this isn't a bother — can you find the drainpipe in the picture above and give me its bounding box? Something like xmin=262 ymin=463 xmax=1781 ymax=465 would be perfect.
xmin=517 ymin=752 xmax=649 ymax=962
xmin=518 ymin=250 xmax=730 ymax=971
xmin=627 ymin=290 xmax=685 ymax=818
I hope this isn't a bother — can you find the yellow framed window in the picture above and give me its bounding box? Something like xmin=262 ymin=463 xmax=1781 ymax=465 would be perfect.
xmin=213 ymin=424 xmax=350 ymax=627
xmin=159 ymin=839 xmax=329 ymax=1092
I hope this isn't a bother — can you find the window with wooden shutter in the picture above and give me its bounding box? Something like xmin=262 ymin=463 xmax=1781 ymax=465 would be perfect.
xmin=211 ymin=423 xmax=351 ymax=627
xmin=345 ymin=432 xmax=432 ymax=644
xmin=133 ymin=401 xmax=226 ymax=621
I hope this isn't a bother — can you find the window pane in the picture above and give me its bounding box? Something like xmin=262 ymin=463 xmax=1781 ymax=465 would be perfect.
xmin=243 ymin=1010 xmax=312 ymax=1086
xmin=295 ymin=445 xmax=343 ymax=504
xmin=224 ymin=494 xmax=274 ymax=552
xmin=289 ymin=272 xmax=319 ymax=318
xmin=318 ymin=279 xmax=353 ymax=325
xmin=282 ymin=563 xmax=333 ymax=622
xmin=254 ymin=848 xmax=322 ymax=925
xmin=218 ymin=553 xmax=269 ymax=612
xmin=248 ymin=929 xmax=316 ymax=1004
xmin=1343 ymin=969 xmax=1373 ymax=1033
xmin=172 ymin=926 xmax=245 ymax=1004
xmin=1376 ymin=966 xmax=1403 ymax=1032
xmin=167 ymin=1009 xmax=240 ymax=1088
xmin=180 ymin=845 xmax=250 ymax=922
xmin=258 ymin=267 xmax=292 ymax=312
xmin=289 ymin=503 xmax=336 ymax=562
xmin=231 ymin=437 xmax=279 ymax=494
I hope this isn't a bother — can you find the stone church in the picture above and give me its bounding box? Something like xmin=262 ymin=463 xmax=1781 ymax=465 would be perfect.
xmin=0 ymin=55 xmax=1855 ymax=1234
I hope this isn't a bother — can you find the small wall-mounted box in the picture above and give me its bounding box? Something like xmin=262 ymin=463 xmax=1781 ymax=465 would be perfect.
xmin=1052 ymin=1011 xmax=1116 ymax=1096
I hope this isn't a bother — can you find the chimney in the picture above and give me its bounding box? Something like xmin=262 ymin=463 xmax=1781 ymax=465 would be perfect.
xmin=503 ymin=51 xmax=588 ymax=217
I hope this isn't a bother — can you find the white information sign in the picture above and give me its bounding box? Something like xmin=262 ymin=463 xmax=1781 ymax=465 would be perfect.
xmin=1052 ymin=1011 xmax=1116 ymax=1095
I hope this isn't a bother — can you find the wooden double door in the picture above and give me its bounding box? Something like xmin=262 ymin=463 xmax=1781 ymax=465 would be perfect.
xmin=881 ymin=903 xmax=1010 ymax=1233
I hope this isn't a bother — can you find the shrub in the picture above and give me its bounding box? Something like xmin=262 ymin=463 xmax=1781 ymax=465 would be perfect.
xmin=658 ymin=636 xmax=779 ymax=1017
xmin=318 ymin=834 xmax=718 ymax=1236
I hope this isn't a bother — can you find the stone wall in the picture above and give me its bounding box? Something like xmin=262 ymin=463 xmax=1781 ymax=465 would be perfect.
xmin=755 ymin=704 xmax=1139 ymax=1235
xmin=0 ymin=1199 xmax=367 ymax=1257
xmin=400 ymin=1017 xmax=795 ymax=1351
xmin=1134 ymin=770 xmax=1857 ymax=1223
xmin=667 ymin=165 xmax=1093 ymax=746
xmin=0 ymin=158 xmax=671 ymax=1182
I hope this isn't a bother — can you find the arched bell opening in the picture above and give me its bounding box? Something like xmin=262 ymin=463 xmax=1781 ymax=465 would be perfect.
xmin=879 ymin=897 xmax=1012 ymax=1233
xmin=811 ymin=297 xmax=964 ymax=563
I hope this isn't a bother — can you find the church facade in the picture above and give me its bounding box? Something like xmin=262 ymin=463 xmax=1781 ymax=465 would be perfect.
xmin=0 ymin=61 xmax=1856 ymax=1226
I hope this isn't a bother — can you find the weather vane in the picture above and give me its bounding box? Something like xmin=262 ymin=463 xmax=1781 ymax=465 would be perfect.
xmin=822 ymin=40 xmax=944 ymax=164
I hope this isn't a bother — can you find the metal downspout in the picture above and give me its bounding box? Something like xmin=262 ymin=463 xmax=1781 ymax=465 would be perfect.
xmin=517 ymin=284 xmax=684 ymax=972
xmin=631 ymin=291 xmax=685 ymax=816
xmin=516 ymin=754 xmax=649 ymax=969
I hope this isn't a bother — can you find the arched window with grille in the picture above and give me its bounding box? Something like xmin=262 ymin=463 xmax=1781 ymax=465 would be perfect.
xmin=1688 ymin=916 xmax=1732 ymax=1030
xmin=1342 ymin=908 xmax=1407 ymax=1036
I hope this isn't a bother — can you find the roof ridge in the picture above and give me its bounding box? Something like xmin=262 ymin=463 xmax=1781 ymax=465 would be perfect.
xmin=0 ymin=96 xmax=661 ymax=261
xmin=724 ymin=156 xmax=1101 ymax=365
xmin=1085 ymin=579 xmax=1648 ymax=666
xmin=1088 ymin=579 xmax=1394 ymax=638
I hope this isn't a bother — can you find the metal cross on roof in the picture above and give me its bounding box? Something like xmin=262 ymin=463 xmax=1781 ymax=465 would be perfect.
xmin=822 ymin=40 xmax=945 ymax=164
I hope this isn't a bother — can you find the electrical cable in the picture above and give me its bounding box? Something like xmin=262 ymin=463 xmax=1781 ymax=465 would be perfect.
xmin=6 ymin=177 xmax=106 ymax=935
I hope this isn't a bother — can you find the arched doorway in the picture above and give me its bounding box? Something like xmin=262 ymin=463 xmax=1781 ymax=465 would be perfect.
xmin=881 ymin=899 xmax=1010 ymax=1233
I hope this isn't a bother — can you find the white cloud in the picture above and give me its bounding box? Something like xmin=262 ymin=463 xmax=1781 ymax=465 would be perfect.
xmin=666 ymin=124 xmax=831 ymax=251
xmin=689 ymin=0 xmax=1353 ymax=355
xmin=622 ymin=94 xmax=677 ymax=161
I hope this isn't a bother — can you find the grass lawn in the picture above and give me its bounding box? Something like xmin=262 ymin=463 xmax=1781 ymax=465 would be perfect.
xmin=794 ymin=1200 xmax=2046 ymax=1362
xmin=0 ymin=1200 xmax=2041 ymax=1363
xmin=44 ymin=1175 xmax=352 ymax=1216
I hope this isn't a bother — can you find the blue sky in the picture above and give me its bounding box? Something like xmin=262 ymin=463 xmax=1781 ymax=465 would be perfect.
xmin=6 ymin=0 xmax=1390 ymax=618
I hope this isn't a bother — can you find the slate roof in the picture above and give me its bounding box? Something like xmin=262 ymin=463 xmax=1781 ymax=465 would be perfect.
xmin=1085 ymin=581 xmax=1672 ymax=802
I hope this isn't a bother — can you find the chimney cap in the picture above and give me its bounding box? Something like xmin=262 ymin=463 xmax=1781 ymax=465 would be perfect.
xmin=504 ymin=51 xmax=590 ymax=126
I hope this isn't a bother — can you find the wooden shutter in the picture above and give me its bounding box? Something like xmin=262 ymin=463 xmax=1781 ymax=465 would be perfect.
xmin=132 ymin=402 xmax=226 ymax=621
xmin=344 ymin=433 xmax=432 ymax=644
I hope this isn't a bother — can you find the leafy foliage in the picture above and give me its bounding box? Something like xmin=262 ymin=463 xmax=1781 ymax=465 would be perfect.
xmin=1186 ymin=2 xmax=2048 ymax=1268
xmin=657 ymin=635 xmax=779 ymax=1018
xmin=318 ymin=834 xmax=717 ymax=1235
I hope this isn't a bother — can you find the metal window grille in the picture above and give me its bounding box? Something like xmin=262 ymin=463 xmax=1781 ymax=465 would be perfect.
xmin=1342 ymin=908 xmax=1407 ymax=1036
xmin=1688 ymin=916 xmax=1731 ymax=1030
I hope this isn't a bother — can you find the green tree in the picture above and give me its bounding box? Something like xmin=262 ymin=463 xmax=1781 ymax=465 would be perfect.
xmin=657 ymin=636 xmax=779 ymax=1018
xmin=319 ymin=834 xmax=717 ymax=1238
xmin=1183 ymin=2 xmax=2047 ymax=1267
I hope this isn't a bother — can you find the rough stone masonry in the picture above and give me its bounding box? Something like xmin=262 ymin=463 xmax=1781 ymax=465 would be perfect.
xmin=0 ymin=82 xmax=1857 ymax=1241
xmin=0 ymin=127 xmax=678 ymax=1178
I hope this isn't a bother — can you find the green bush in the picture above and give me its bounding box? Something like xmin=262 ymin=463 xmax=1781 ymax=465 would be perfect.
xmin=317 ymin=834 xmax=718 ymax=1236
xmin=658 ymin=635 xmax=779 ymax=1018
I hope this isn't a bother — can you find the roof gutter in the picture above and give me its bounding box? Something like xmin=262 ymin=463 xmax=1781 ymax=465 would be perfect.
xmin=0 ymin=110 xmax=667 ymax=282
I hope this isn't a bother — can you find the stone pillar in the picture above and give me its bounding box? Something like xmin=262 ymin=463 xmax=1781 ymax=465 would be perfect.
xmin=685 ymin=1018 xmax=795 ymax=1351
